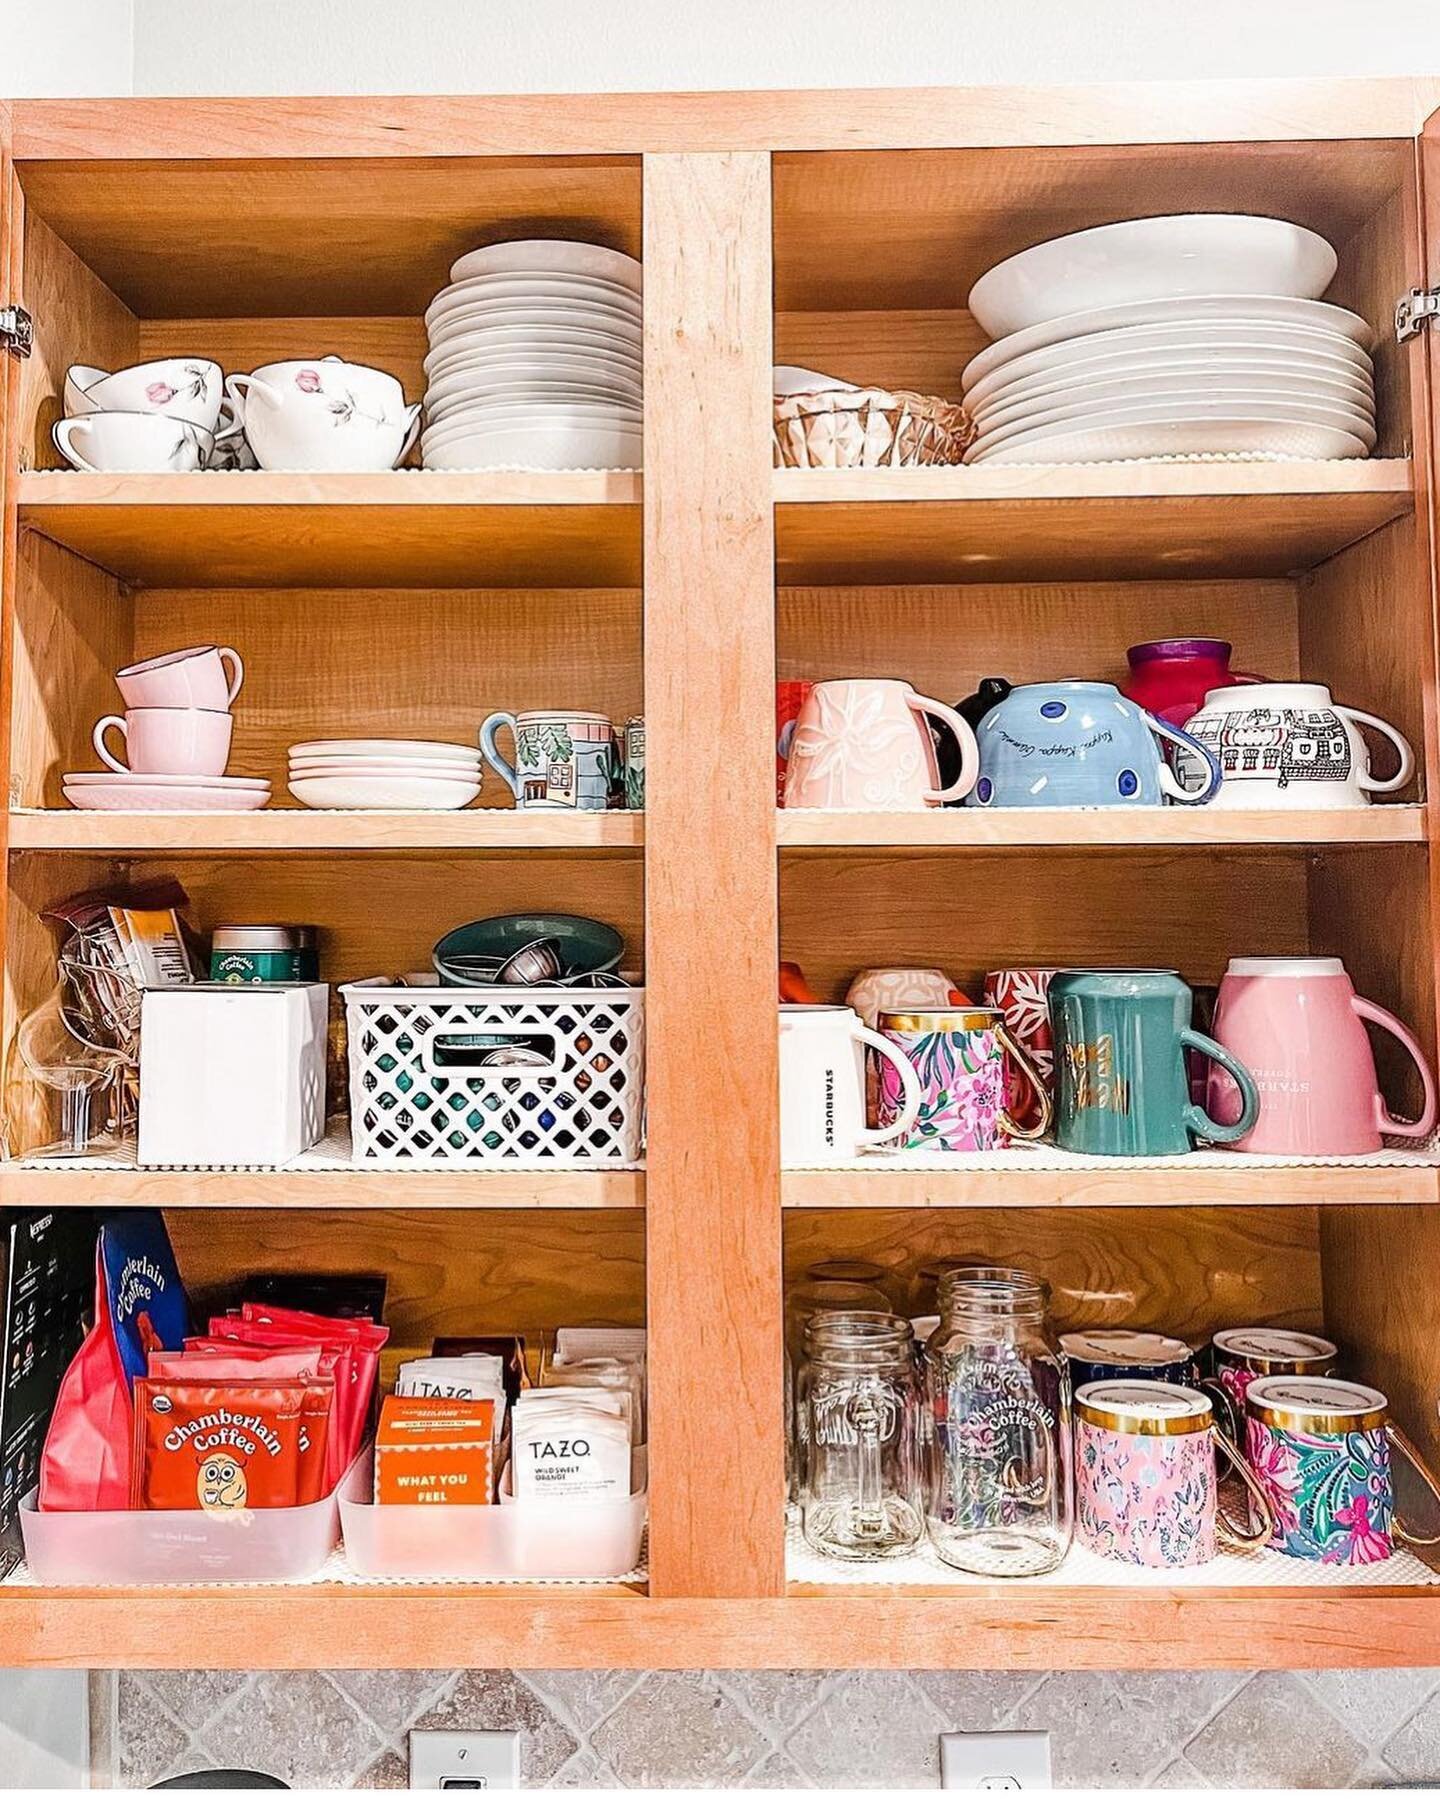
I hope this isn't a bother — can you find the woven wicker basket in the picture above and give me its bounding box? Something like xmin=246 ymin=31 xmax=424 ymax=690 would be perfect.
xmin=773 ymin=386 xmax=975 ymax=469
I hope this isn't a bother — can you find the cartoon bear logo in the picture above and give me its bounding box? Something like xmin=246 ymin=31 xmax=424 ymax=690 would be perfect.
xmin=196 ymin=1451 xmax=248 ymax=1510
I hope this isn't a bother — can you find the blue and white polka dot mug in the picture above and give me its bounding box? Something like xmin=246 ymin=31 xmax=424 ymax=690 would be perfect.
xmin=965 ymin=680 xmax=1221 ymax=809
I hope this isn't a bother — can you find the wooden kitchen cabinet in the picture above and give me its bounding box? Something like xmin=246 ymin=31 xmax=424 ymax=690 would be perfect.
xmin=3 ymin=78 xmax=1440 ymax=1668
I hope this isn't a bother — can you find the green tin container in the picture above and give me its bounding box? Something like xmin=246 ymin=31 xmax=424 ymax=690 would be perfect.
xmin=210 ymin=924 xmax=318 ymax=985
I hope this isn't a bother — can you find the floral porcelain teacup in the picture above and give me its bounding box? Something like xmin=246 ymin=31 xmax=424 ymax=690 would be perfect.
xmin=53 ymin=411 xmax=213 ymax=473
xmin=226 ymin=356 xmax=421 ymax=471
xmin=65 ymin=358 xmax=224 ymax=433
xmin=875 ymin=1004 xmax=1050 ymax=1151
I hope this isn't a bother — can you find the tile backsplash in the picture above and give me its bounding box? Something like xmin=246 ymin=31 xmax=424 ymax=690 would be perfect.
xmin=93 ymin=1666 xmax=1440 ymax=1789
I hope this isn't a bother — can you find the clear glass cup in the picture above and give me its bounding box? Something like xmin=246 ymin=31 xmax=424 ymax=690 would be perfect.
xmin=799 ymin=1310 xmax=924 ymax=1561
xmin=925 ymin=1272 xmax=1073 ymax=1576
xmin=905 ymin=1259 xmax=1040 ymax=1317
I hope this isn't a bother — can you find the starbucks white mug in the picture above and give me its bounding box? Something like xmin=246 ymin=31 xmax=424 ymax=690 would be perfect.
xmin=779 ymin=1004 xmax=922 ymax=1163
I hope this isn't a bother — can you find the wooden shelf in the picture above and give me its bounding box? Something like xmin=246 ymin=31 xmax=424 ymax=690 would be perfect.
xmin=7 ymin=807 xmax=644 ymax=853
xmin=0 ymin=1136 xmax=645 ymax=1210
xmin=773 ymin=461 xmax=1414 ymax=584
xmin=777 ymin=804 xmax=1427 ymax=848
xmin=782 ymin=1155 xmax=1440 ymax=1207
xmin=3 ymin=1583 xmax=1439 ymax=1670
xmin=18 ymin=470 xmax=643 ymax=588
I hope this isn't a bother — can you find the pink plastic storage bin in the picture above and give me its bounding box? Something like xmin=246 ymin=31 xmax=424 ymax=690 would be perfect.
xmin=18 ymin=1474 xmax=344 ymax=1585
xmin=339 ymin=1452 xmax=647 ymax=1580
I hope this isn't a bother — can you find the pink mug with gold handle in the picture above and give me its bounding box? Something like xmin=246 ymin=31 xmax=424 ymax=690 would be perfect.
xmin=1208 ymin=955 xmax=1438 ymax=1155
xmin=782 ymin=678 xmax=978 ymax=810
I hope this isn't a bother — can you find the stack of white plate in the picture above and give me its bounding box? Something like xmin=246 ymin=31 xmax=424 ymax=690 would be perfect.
xmin=420 ymin=240 xmax=642 ymax=471
xmin=288 ymin=739 xmax=482 ymax=811
xmin=961 ymin=215 xmax=1376 ymax=465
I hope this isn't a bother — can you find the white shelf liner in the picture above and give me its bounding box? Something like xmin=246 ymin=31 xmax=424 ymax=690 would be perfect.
xmin=3 ymin=1537 xmax=647 ymax=1591
xmin=9 ymin=1119 xmax=643 ymax=1176
xmin=785 ymin=1520 xmax=1438 ymax=1589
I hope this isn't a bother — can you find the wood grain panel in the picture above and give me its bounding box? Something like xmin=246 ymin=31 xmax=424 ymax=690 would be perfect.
xmin=130 ymin=585 xmax=642 ymax=798
xmin=642 ymin=152 xmax=781 ymax=1598
xmin=12 ymin=79 xmax=1437 ymax=162
xmin=774 ymin=470 xmax=1413 ymax=587
xmin=126 ymin=850 xmax=644 ymax=990
xmin=9 ymin=1585 xmax=1440 ymax=1672
xmin=21 ymin=472 xmax=643 ymax=588
xmin=10 ymin=532 xmax=131 ymax=807
xmin=774 ymin=308 xmax=983 ymax=400
xmin=166 ymin=1208 xmax=645 ymax=1355
xmin=784 ymin=1206 xmax=1324 ymax=1342
xmin=778 ymin=578 xmax=1300 ymax=698
xmin=17 ymin=209 xmax=137 ymax=468
xmin=19 ymin=157 xmax=641 ymax=318
xmin=780 ymin=847 xmax=1310 ymax=1002
xmin=772 ymin=139 xmax=1410 ymax=312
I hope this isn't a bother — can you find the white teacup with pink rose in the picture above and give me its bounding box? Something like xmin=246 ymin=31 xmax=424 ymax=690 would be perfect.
xmin=64 ymin=358 xmax=224 ymax=433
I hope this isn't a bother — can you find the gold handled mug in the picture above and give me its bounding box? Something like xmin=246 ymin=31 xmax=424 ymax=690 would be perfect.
xmin=875 ymin=1006 xmax=1051 ymax=1152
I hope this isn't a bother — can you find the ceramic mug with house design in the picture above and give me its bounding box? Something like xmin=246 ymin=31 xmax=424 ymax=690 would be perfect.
xmin=480 ymin=708 xmax=623 ymax=810
xmin=1177 ymin=681 xmax=1415 ymax=808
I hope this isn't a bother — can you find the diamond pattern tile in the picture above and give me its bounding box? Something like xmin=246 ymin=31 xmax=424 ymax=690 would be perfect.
xmin=97 ymin=1665 xmax=1440 ymax=1788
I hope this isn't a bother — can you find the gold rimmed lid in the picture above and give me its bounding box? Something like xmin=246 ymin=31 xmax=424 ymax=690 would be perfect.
xmin=1211 ymin=1328 xmax=1337 ymax=1374
xmin=1245 ymin=1375 xmax=1388 ymax=1435
xmin=1075 ymin=1379 xmax=1213 ymax=1436
xmin=877 ymin=1005 xmax=1003 ymax=1033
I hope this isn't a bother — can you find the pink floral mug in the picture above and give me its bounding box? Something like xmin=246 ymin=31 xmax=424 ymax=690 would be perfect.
xmin=1244 ymin=1375 xmax=1440 ymax=1564
xmin=875 ymin=1005 xmax=1051 ymax=1151
xmin=1076 ymin=1379 xmax=1273 ymax=1569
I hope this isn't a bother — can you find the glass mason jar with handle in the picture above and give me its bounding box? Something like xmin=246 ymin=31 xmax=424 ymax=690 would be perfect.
xmin=798 ymin=1311 xmax=925 ymax=1561
xmin=925 ymin=1271 xmax=1073 ymax=1575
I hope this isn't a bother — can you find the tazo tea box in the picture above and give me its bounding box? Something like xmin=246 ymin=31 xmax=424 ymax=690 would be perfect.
xmin=512 ymin=1390 xmax=630 ymax=1503
xmin=374 ymin=1394 xmax=494 ymax=1505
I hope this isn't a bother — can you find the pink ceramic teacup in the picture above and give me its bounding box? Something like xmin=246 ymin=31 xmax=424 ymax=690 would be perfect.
xmin=782 ymin=678 xmax=978 ymax=810
xmin=1208 ymin=955 xmax=1438 ymax=1155
xmin=115 ymin=645 xmax=244 ymax=711
xmin=93 ymin=707 xmax=234 ymax=777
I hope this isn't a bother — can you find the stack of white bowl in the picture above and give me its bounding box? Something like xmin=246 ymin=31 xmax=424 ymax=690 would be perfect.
xmin=288 ymin=739 xmax=482 ymax=811
xmin=962 ymin=215 xmax=1376 ymax=465
xmin=420 ymin=239 xmax=642 ymax=471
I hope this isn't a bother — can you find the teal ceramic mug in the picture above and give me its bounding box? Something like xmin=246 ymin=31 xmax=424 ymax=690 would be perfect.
xmin=1049 ymin=970 xmax=1259 ymax=1156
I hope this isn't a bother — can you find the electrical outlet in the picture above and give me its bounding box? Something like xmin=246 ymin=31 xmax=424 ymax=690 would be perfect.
xmin=940 ymin=1730 xmax=1052 ymax=1790
xmin=409 ymin=1728 xmax=520 ymax=1790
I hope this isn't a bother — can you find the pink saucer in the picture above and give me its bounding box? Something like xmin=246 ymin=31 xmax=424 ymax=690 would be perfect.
xmin=63 ymin=780 xmax=271 ymax=813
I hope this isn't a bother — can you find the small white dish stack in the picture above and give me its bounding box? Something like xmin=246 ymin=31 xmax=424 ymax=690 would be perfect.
xmin=420 ymin=239 xmax=642 ymax=470
xmin=287 ymin=738 xmax=483 ymax=810
xmin=961 ymin=214 xmax=1377 ymax=465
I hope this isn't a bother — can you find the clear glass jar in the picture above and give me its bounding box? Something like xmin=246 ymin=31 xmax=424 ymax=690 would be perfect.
xmin=925 ymin=1272 xmax=1072 ymax=1576
xmin=799 ymin=1311 xmax=924 ymax=1561
xmin=785 ymin=1272 xmax=892 ymax=1501
xmin=905 ymin=1259 xmax=1037 ymax=1317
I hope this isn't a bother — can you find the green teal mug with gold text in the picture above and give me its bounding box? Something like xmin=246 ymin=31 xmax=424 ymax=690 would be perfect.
xmin=1049 ymin=970 xmax=1259 ymax=1157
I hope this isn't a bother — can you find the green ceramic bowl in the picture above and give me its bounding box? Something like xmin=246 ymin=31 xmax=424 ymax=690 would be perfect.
xmin=432 ymin=913 xmax=625 ymax=986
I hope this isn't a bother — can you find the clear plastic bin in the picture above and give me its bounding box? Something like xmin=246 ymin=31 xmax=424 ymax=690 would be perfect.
xmin=339 ymin=1451 xmax=647 ymax=1580
xmin=17 ymin=1470 xmax=345 ymax=1585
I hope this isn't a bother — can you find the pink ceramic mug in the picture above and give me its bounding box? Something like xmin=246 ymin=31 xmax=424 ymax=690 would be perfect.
xmin=115 ymin=645 xmax=244 ymax=711
xmin=782 ymin=678 xmax=978 ymax=810
xmin=93 ymin=707 xmax=234 ymax=777
xmin=1207 ymin=956 xmax=1438 ymax=1155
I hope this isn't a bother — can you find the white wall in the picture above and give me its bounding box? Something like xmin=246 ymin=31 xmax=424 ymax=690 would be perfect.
xmin=0 ymin=1670 xmax=89 ymax=1789
xmin=1 ymin=0 xmax=132 ymax=97
xmin=8 ymin=0 xmax=1440 ymax=99
xmin=126 ymin=0 xmax=1440 ymax=93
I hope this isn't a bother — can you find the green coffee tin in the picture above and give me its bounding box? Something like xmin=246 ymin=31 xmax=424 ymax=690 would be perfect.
xmin=210 ymin=924 xmax=318 ymax=984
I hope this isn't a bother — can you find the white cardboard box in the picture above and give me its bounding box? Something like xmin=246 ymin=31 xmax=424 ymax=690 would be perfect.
xmin=138 ymin=983 xmax=328 ymax=1167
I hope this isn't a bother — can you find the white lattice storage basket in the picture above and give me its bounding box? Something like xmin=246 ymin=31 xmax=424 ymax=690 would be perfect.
xmin=341 ymin=980 xmax=644 ymax=1165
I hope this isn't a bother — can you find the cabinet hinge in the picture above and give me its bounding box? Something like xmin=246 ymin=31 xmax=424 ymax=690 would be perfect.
xmin=0 ymin=304 xmax=33 ymax=358
xmin=1396 ymin=286 xmax=1440 ymax=343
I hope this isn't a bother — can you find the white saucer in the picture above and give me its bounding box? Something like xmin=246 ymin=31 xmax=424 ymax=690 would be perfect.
xmin=63 ymin=771 xmax=270 ymax=790
xmin=448 ymin=240 xmax=641 ymax=292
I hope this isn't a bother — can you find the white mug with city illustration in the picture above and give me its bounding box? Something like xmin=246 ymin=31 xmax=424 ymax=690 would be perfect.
xmin=1176 ymin=682 xmax=1415 ymax=809
xmin=479 ymin=709 xmax=622 ymax=810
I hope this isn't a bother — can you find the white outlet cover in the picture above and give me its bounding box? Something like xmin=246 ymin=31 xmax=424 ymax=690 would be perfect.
xmin=940 ymin=1730 xmax=1052 ymax=1790
xmin=409 ymin=1727 xmax=520 ymax=1789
